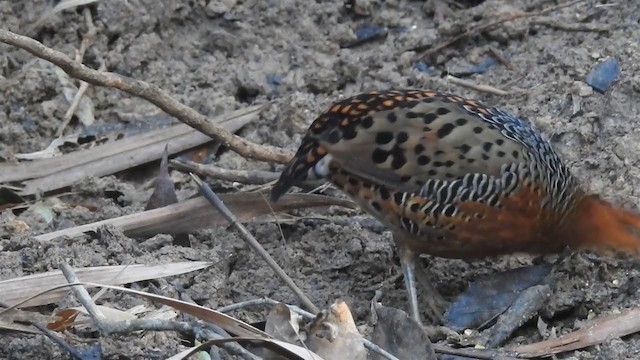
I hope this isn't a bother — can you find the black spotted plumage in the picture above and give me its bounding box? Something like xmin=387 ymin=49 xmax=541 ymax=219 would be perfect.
xmin=271 ymin=89 xmax=582 ymax=257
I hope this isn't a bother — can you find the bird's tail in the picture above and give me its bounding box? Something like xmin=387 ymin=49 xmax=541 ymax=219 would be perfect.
xmin=566 ymin=195 xmax=640 ymax=255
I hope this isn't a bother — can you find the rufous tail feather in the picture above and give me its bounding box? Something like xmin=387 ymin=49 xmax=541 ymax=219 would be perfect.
xmin=563 ymin=195 xmax=640 ymax=255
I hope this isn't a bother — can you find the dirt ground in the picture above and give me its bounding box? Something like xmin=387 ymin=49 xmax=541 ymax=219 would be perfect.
xmin=1 ymin=0 xmax=640 ymax=359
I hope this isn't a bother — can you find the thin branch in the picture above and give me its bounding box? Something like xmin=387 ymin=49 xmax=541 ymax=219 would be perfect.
xmin=78 ymin=8 xmax=97 ymax=58
xmin=59 ymin=263 xmax=113 ymax=332
xmin=431 ymin=344 xmax=522 ymax=360
xmin=218 ymin=298 xmax=314 ymax=319
xmin=171 ymin=158 xmax=280 ymax=185
xmin=502 ymin=74 xmax=527 ymax=91
xmin=0 ymin=29 xmax=294 ymax=164
xmin=30 ymin=322 xmax=87 ymax=360
xmin=446 ymin=75 xmax=512 ymax=96
xmin=531 ymin=19 xmax=613 ymax=33
xmin=487 ymin=46 xmax=515 ymax=70
xmin=57 ymin=9 xmax=99 ymax=137
xmin=190 ymin=174 xmax=320 ymax=314
xmin=416 ymin=0 xmax=587 ymax=59
xmin=57 ymin=61 xmax=105 ymax=136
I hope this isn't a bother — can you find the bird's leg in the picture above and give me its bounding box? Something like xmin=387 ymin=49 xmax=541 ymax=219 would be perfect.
xmin=414 ymin=261 xmax=447 ymax=324
xmin=393 ymin=232 xmax=448 ymax=326
xmin=395 ymin=238 xmax=422 ymax=325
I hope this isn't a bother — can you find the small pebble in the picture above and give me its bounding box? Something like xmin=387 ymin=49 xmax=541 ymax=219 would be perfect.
xmin=466 ymin=56 xmax=498 ymax=75
xmin=355 ymin=25 xmax=386 ymax=41
xmin=585 ymin=57 xmax=621 ymax=93
xmin=450 ymin=57 xmax=498 ymax=77
xmin=573 ymin=81 xmax=593 ymax=97
xmin=415 ymin=62 xmax=434 ymax=73
xmin=266 ymin=74 xmax=284 ymax=87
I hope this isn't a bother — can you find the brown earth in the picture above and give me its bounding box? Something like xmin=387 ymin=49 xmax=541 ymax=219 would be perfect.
xmin=1 ymin=0 xmax=640 ymax=359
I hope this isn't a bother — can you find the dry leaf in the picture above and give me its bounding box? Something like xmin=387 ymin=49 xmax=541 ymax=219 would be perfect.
xmin=54 ymin=66 xmax=95 ymax=126
xmin=0 ymin=104 xmax=262 ymax=195
xmin=140 ymin=305 xmax=178 ymax=322
xmin=13 ymin=136 xmax=70 ymax=160
xmin=72 ymin=282 xmax=270 ymax=339
xmin=47 ymin=308 xmax=81 ymax=331
xmin=264 ymin=303 xmax=304 ymax=360
xmin=445 ymin=263 xmax=552 ymax=331
xmin=35 ymin=193 xmax=355 ymax=242
xmin=371 ymin=304 xmax=436 ymax=360
xmin=145 ymin=145 xmax=189 ymax=246
xmin=72 ymin=305 xmax=137 ymax=323
xmin=306 ymin=300 xmax=366 ymax=360
xmin=30 ymin=0 xmax=103 ymax=31
xmin=146 ymin=145 xmax=179 ymax=211
xmin=0 ymin=261 xmax=212 ymax=308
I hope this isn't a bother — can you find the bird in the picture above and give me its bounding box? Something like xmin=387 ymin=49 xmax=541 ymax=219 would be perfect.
xmin=270 ymin=89 xmax=640 ymax=324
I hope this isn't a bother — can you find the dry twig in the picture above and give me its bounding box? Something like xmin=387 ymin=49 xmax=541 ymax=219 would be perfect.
xmin=217 ymin=298 xmax=313 ymax=317
xmin=513 ymin=308 xmax=640 ymax=357
xmin=431 ymin=345 xmax=521 ymax=360
xmin=446 ymin=75 xmax=511 ymax=96
xmin=57 ymin=8 xmax=100 ymax=137
xmin=191 ymin=174 xmax=320 ymax=314
xmin=0 ymin=29 xmax=294 ymax=164
xmin=417 ymin=0 xmax=587 ymax=59
xmin=531 ymin=19 xmax=613 ymax=33
xmin=487 ymin=46 xmax=515 ymax=70
xmin=56 ymin=61 xmax=105 ymax=136
xmin=171 ymin=158 xmax=280 ymax=185
xmin=30 ymin=322 xmax=89 ymax=360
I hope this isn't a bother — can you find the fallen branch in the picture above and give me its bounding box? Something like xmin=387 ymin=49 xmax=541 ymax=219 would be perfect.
xmin=513 ymin=308 xmax=640 ymax=357
xmin=0 ymin=29 xmax=294 ymax=164
xmin=34 ymin=192 xmax=355 ymax=242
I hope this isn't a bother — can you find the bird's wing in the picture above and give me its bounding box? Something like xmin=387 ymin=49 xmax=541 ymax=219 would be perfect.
xmin=313 ymin=90 xmax=532 ymax=193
